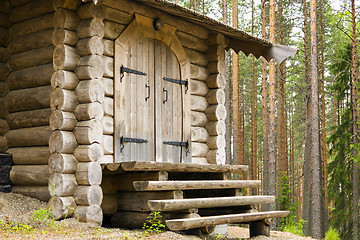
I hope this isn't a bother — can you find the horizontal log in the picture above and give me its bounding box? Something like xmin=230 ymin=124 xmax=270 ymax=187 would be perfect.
xmin=9 ymin=0 xmax=53 ymax=23
xmin=12 ymin=186 xmax=50 ymax=202
xmin=103 ymin=97 xmax=113 ymax=116
xmin=0 ymin=118 xmax=8 ymax=135
xmin=75 ymin=162 xmax=102 ymax=185
xmin=134 ymin=180 xmax=261 ymax=191
xmin=0 ymin=82 xmax=7 ymax=97
xmin=205 ymin=104 xmax=226 ymax=121
xmin=0 ymin=98 xmax=8 ymax=119
xmin=50 ymin=88 xmax=78 ymax=112
xmin=191 ymin=127 xmax=208 ymax=142
xmin=49 ymin=130 xmax=78 ymax=154
xmin=51 ymin=70 xmax=79 ymax=90
xmin=0 ymin=62 xmax=11 ymax=81
xmin=103 ymin=20 xmax=126 ymax=40
xmin=192 ymin=142 xmax=209 ymax=157
xmin=207 ymin=135 xmax=226 ymax=150
xmin=10 ymin=13 xmax=53 ymax=38
xmin=0 ymin=135 xmax=7 ymax=152
xmin=73 ymin=143 xmax=104 ymax=162
xmin=104 ymin=7 xmax=132 ymax=25
xmin=208 ymin=33 xmax=226 ymax=46
xmin=191 ymin=157 xmax=207 ymax=165
xmin=7 ymin=64 xmax=53 ymax=90
xmin=8 ymin=29 xmax=53 ymax=54
xmin=100 ymin=154 xmax=113 ymax=164
xmin=190 ymin=80 xmax=208 ymax=96
xmin=8 ymin=146 xmax=50 ymax=164
xmin=0 ymin=13 xmax=10 ymax=28
xmin=49 ymin=152 xmax=78 ymax=174
xmin=50 ymin=110 xmax=78 ymax=131
xmin=190 ymin=64 xmax=208 ymax=81
xmin=0 ymin=28 xmax=10 ymax=47
xmin=74 ymin=102 xmax=104 ymax=121
xmin=0 ymin=1 xmax=10 ymax=13
xmin=54 ymin=8 xmax=80 ymax=30
xmin=8 ymin=46 xmax=54 ymax=71
xmin=10 ymin=164 xmax=49 ymax=186
xmin=9 ymin=0 xmax=31 ymax=7
xmin=206 ymin=74 xmax=226 ymax=89
xmin=53 ymin=0 xmax=81 ymax=10
xmin=102 ymin=55 xmax=113 ymax=78
xmin=101 ymin=194 xmax=117 ymax=215
xmin=102 ymin=39 xmax=113 ymax=57
xmin=77 ymin=2 xmax=105 ymax=19
xmin=53 ymin=44 xmax=80 ymax=71
xmin=102 ymin=135 xmax=113 ymax=155
xmin=190 ymin=95 xmax=208 ymax=112
xmin=206 ymin=89 xmax=225 ymax=105
xmin=77 ymin=18 xmax=104 ymax=39
xmin=76 ymin=36 xmax=104 ymax=56
xmin=74 ymin=119 xmax=103 ymax=144
xmin=7 ymin=108 xmax=51 ymax=129
xmin=100 ymin=175 xmax=118 ymax=194
xmin=177 ymin=31 xmax=208 ymax=52
xmin=208 ymin=60 xmax=225 ymax=74
xmin=185 ymin=48 xmax=208 ymax=67
xmin=50 ymin=173 xmax=78 ymax=196
xmin=75 ymin=204 xmax=102 ymax=225
xmin=74 ymin=185 xmax=103 ymax=206
xmin=206 ymin=149 xmax=226 ymax=165
xmin=207 ymin=45 xmax=225 ymax=62
xmin=166 ymin=211 xmax=290 ymax=231
xmin=51 ymin=196 xmax=77 ymax=220
xmin=102 ymin=116 xmax=113 ymax=135
xmin=6 ymin=125 xmax=52 ymax=147
xmin=52 ymin=28 xmax=79 ymax=46
xmin=0 ymin=47 xmax=10 ymax=62
xmin=149 ymin=195 xmax=275 ymax=212
xmin=206 ymin=120 xmax=226 ymax=136
xmin=75 ymin=55 xmax=104 ymax=80
xmin=191 ymin=111 xmax=208 ymax=127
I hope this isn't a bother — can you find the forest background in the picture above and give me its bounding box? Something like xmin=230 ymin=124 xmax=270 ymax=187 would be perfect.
xmin=172 ymin=0 xmax=359 ymax=239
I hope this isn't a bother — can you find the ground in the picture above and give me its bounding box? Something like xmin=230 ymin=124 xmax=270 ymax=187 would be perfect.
xmin=0 ymin=192 xmax=315 ymax=239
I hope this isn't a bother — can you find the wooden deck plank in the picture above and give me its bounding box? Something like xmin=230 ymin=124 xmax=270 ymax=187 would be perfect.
xmin=166 ymin=211 xmax=290 ymax=231
xmin=148 ymin=195 xmax=275 ymax=211
xmin=133 ymin=180 xmax=261 ymax=191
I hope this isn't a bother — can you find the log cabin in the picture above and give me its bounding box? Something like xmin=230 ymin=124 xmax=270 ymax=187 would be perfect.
xmin=0 ymin=0 xmax=297 ymax=237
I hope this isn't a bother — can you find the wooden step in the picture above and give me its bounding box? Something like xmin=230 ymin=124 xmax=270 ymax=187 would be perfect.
xmin=148 ymin=195 xmax=275 ymax=211
xmin=166 ymin=210 xmax=290 ymax=231
xmin=133 ymin=180 xmax=261 ymax=191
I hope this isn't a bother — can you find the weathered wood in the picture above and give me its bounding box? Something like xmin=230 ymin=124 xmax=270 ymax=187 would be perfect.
xmin=0 ymin=135 xmax=7 ymax=152
xmin=192 ymin=142 xmax=209 ymax=157
xmin=51 ymin=70 xmax=79 ymax=90
xmin=100 ymin=154 xmax=113 ymax=164
xmin=205 ymin=104 xmax=226 ymax=121
xmin=102 ymin=135 xmax=113 ymax=155
xmin=208 ymin=60 xmax=225 ymax=75
xmin=191 ymin=127 xmax=209 ymax=143
xmin=166 ymin=211 xmax=290 ymax=231
xmin=0 ymin=28 xmax=10 ymax=47
xmin=177 ymin=31 xmax=208 ymax=52
xmin=149 ymin=196 xmax=275 ymax=212
xmin=7 ymin=29 xmax=53 ymax=54
xmin=0 ymin=0 xmax=10 ymax=13
xmin=103 ymin=20 xmax=126 ymax=40
xmin=191 ymin=111 xmax=208 ymax=127
xmin=49 ymin=152 xmax=78 ymax=174
xmin=12 ymin=186 xmax=50 ymax=201
xmin=104 ymin=7 xmax=132 ymax=26
xmin=206 ymin=89 xmax=225 ymax=105
xmin=8 ymin=46 xmax=54 ymax=71
xmin=206 ymin=120 xmax=226 ymax=136
xmin=185 ymin=48 xmax=208 ymax=67
xmin=102 ymin=55 xmax=113 ymax=78
xmin=0 ymin=82 xmax=7 ymax=97
xmin=76 ymin=36 xmax=104 ymax=56
xmin=207 ymin=135 xmax=226 ymax=149
xmin=9 ymin=0 xmax=31 ymax=8
xmin=206 ymin=45 xmax=225 ymax=62
xmin=73 ymin=143 xmax=104 ymax=162
xmin=0 ymin=13 xmax=10 ymax=28
xmin=206 ymin=149 xmax=226 ymax=165
xmin=10 ymin=13 xmax=53 ymax=38
xmin=190 ymin=95 xmax=208 ymax=112
xmin=0 ymin=62 xmax=10 ymax=81
xmin=50 ymin=173 xmax=78 ymax=196
xmin=75 ymin=162 xmax=102 ymax=185
xmin=101 ymin=194 xmax=117 ymax=215
xmin=0 ymin=118 xmax=8 ymax=135
xmin=250 ymin=220 xmax=271 ymax=237
xmin=190 ymin=64 xmax=208 ymax=81
xmin=74 ymin=185 xmax=103 ymax=205
xmin=53 ymin=0 xmax=81 ymax=10
xmin=0 ymin=47 xmax=10 ymax=62
xmin=49 ymin=130 xmax=78 ymax=154
xmin=50 ymin=88 xmax=78 ymax=112
xmin=208 ymin=33 xmax=226 ymax=46
xmin=206 ymin=74 xmax=226 ymax=89
xmin=52 ymin=28 xmax=79 ymax=46
xmin=54 ymin=8 xmax=80 ymax=30
xmin=191 ymin=157 xmax=207 ymax=165
xmin=100 ymin=175 xmax=118 ymax=194
xmin=7 ymin=108 xmax=51 ymax=129
xmin=74 ymin=102 xmax=104 ymax=121
xmin=51 ymin=196 xmax=77 ymax=220
xmin=75 ymin=55 xmax=104 ymax=80
xmin=10 ymin=165 xmax=49 ymax=186
xmin=6 ymin=125 xmax=52 ymax=147
xmin=102 ymin=39 xmax=113 ymax=57
xmin=77 ymin=2 xmax=105 ymax=19
xmin=50 ymin=110 xmax=77 ymax=130
xmin=190 ymin=80 xmax=208 ymax=96
xmin=77 ymin=18 xmax=104 ymax=39
xmin=75 ymin=204 xmax=102 ymax=225
xmin=8 ymin=146 xmax=50 ymax=165
xmin=9 ymin=0 xmax=53 ymax=23
xmin=117 ymin=191 xmax=183 ymax=212
xmin=103 ymin=97 xmax=113 ymax=116
xmin=134 ymin=180 xmax=261 ymax=191
xmin=0 ymin=98 xmax=8 ymax=119
xmin=7 ymin=64 xmax=53 ymax=90
xmin=53 ymin=44 xmax=80 ymax=71
xmin=102 ymin=116 xmax=113 ymax=134
xmin=74 ymin=119 xmax=103 ymax=144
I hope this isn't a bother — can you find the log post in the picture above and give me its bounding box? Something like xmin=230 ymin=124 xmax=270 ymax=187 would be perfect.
xmin=49 ymin=173 xmax=78 ymax=196
xmin=75 ymin=204 xmax=102 ymax=225
xmin=49 ymin=130 xmax=78 ymax=154
xmin=51 ymin=196 xmax=77 ymax=220
xmin=49 ymin=152 xmax=78 ymax=174
xmin=50 ymin=110 xmax=78 ymax=130
xmin=73 ymin=143 xmax=104 ymax=162
xmin=74 ymin=185 xmax=103 ymax=205
xmin=75 ymin=162 xmax=102 ymax=185
xmin=51 ymin=69 xmax=79 ymax=90
xmin=73 ymin=119 xmax=103 ymax=144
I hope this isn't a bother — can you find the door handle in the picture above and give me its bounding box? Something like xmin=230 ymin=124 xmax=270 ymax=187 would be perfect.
xmin=145 ymin=84 xmax=150 ymax=101
xmin=163 ymin=88 xmax=168 ymax=104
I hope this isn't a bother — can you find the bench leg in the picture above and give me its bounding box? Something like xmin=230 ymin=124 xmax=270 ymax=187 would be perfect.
xmin=249 ymin=219 xmax=271 ymax=237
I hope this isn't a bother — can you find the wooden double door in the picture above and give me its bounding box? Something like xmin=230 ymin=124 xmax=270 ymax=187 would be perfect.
xmin=117 ymin=38 xmax=187 ymax=163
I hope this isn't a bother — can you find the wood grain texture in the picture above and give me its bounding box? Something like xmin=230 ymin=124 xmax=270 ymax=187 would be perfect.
xmin=10 ymin=165 xmax=50 ymax=186
xmin=6 ymin=125 xmax=52 ymax=147
xmin=7 ymin=108 xmax=51 ymax=129
xmin=8 ymin=146 xmax=50 ymax=164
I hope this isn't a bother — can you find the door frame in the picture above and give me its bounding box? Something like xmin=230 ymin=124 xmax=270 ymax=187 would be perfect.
xmin=114 ymin=14 xmax=191 ymax=163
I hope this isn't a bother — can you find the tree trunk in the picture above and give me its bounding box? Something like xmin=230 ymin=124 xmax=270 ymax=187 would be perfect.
xmin=232 ymin=0 xmax=239 ymax=168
